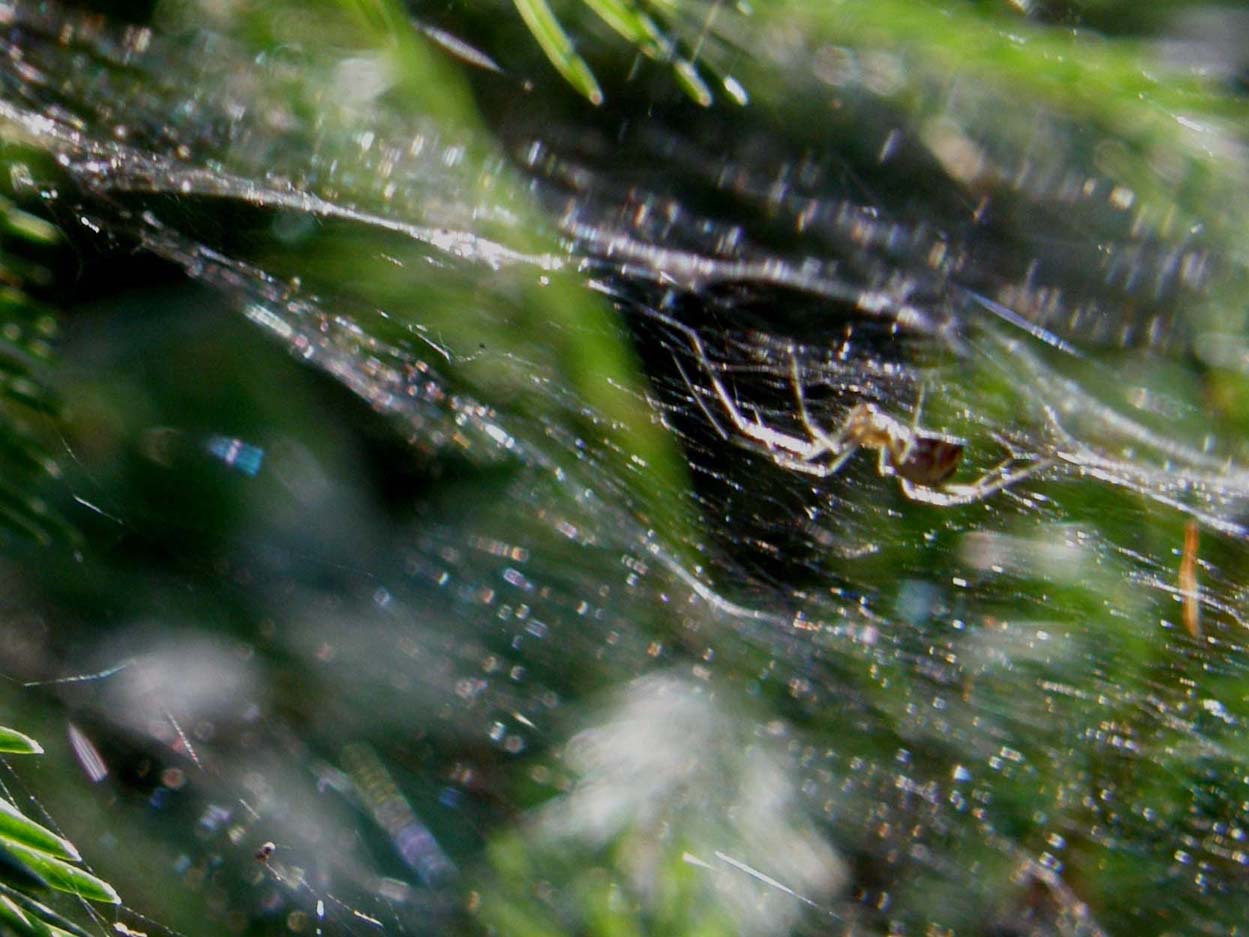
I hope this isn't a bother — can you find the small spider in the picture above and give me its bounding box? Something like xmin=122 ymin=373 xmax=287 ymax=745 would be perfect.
xmin=829 ymin=401 xmax=966 ymax=487
xmin=661 ymin=309 xmax=1051 ymax=505
xmin=781 ymin=356 xmax=1047 ymax=506
xmin=255 ymin=841 xmax=276 ymax=864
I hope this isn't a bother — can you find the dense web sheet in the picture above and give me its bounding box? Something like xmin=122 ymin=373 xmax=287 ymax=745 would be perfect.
xmin=2 ymin=1 xmax=1249 ymax=936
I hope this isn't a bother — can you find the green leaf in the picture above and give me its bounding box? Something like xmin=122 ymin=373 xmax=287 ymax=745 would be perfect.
xmin=0 ymin=205 xmax=60 ymax=247
xmin=581 ymin=0 xmax=664 ymax=52
xmin=0 ymin=842 xmax=47 ymax=891
xmin=672 ymin=58 xmax=712 ymax=107
xmin=1 ymin=844 xmax=119 ymax=905
xmin=0 ymin=800 xmax=80 ymax=862
xmin=0 ymin=892 xmax=53 ymax=937
xmin=0 ymin=884 xmax=91 ymax=937
xmin=0 ymin=728 xmax=43 ymax=755
xmin=513 ymin=0 xmax=604 ymax=104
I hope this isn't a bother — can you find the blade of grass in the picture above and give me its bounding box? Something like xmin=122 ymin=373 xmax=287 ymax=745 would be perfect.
xmin=0 ymin=800 xmax=80 ymax=863
xmin=513 ymin=0 xmax=604 ymax=104
xmin=672 ymin=57 xmax=712 ymax=105
xmin=582 ymin=0 xmax=665 ymax=52
xmin=0 ymin=728 xmax=42 ymax=755
xmin=0 ymin=843 xmax=47 ymax=891
xmin=0 ymin=892 xmax=53 ymax=937
xmin=2 ymin=844 xmax=119 ymax=905
xmin=0 ymin=884 xmax=91 ymax=937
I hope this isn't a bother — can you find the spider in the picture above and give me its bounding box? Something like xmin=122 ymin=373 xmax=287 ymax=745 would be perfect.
xmin=665 ymin=312 xmax=1051 ymax=505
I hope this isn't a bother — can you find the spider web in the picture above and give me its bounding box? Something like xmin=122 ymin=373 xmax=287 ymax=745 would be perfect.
xmin=1 ymin=1 xmax=1249 ymax=936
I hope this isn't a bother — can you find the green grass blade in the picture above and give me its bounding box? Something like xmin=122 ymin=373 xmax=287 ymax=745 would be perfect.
xmin=582 ymin=0 xmax=662 ymax=51
xmin=0 ymin=843 xmax=47 ymax=891
xmin=1 ymin=844 xmax=119 ymax=905
xmin=0 ymin=206 xmax=59 ymax=247
xmin=581 ymin=0 xmax=724 ymax=106
xmin=0 ymin=885 xmax=91 ymax=937
xmin=0 ymin=728 xmax=42 ymax=755
xmin=672 ymin=57 xmax=712 ymax=106
xmin=0 ymin=892 xmax=53 ymax=937
xmin=0 ymin=800 xmax=80 ymax=862
xmin=513 ymin=0 xmax=604 ymax=103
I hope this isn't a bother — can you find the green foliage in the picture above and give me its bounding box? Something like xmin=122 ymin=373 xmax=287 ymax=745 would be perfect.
xmin=0 ymin=729 xmax=42 ymax=757
xmin=0 ymin=722 xmax=120 ymax=937
xmin=510 ymin=0 xmax=741 ymax=106
xmin=514 ymin=0 xmax=605 ymax=104
xmin=0 ymin=156 xmax=74 ymax=548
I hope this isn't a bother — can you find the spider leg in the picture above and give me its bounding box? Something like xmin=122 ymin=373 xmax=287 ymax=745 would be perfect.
xmin=910 ymin=383 xmax=926 ymax=434
xmin=673 ymin=325 xmax=829 ymax=465
xmin=877 ymin=446 xmax=895 ymax=479
xmin=670 ymin=352 xmax=731 ymax=441
xmin=787 ymin=349 xmax=861 ymax=475
xmin=898 ymin=455 xmax=1055 ymax=506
